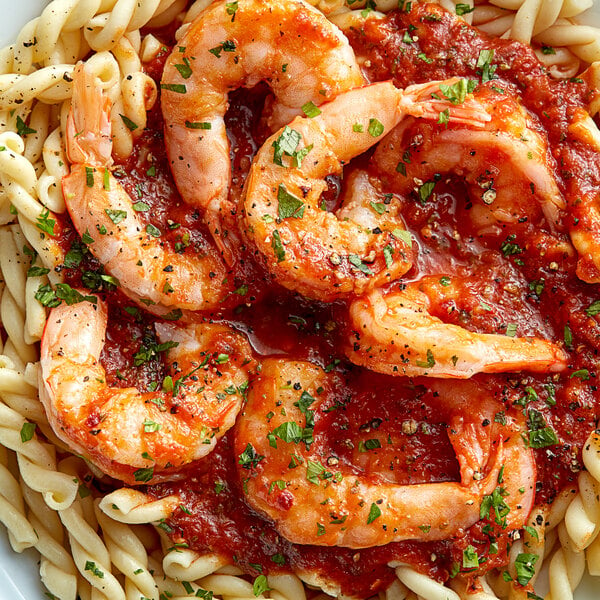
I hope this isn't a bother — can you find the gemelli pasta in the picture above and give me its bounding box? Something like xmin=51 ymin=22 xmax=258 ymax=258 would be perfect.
xmin=1 ymin=0 xmax=600 ymax=599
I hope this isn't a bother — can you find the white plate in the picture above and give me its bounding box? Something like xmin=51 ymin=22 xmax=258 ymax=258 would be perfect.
xmin=0 ymin=1 xmax=599 ymax=598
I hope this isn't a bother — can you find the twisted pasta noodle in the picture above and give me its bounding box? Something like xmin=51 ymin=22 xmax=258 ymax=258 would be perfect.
xmin=0 ymin=380 xmax=78 ymax=510
xmin=23 ymin=101 xmax=52 ymax=166
xmin=60 ymin=499 xmax=127 ymax=599
xmin=545 ymin=522 xmax=587 ymax=600
xmin=11 ymin=18 xmax=40 ymax=75
xmin=0 ymin=287 xmax=37 ymax=364
xmin=0 ymin=354 xmax=33 ymax=393
xmin=17 ymin=217 xmax=64 ymax=283
xmin=0 ymin=197 xmax=14 ymax=227
xmin=509 ymin=0 xmax=562 ymax=42
xmin=582 ymin=430 xmax=600 ymax=577
xmin=377 ymin=579 xmax=411 ymax=600
xmin=518 ymin=505 xmax=550 ymax=589
xmin=198 ymin=573 xmax=262 ymax=598
xmin=501 ymin=537 xmax=540 ymax=599
xmin=534 ymin=46 xmax=581 ymax=79
xmin=109 ymin=36 xmax=158 ymax=159
xmin=564 ymin=472 xmax=600 ymax=552
xmin=534 ymin=20 xmax=600 ymax=62
xmin=71 ymin=47 xmax=152 ymax=164
xmin=139 ymin=33 xmax=165 ymax=63
xmin=147 ymin=555 xmax=229 ymax=600
xmin=473 ymin=0 xmax=600 ymax=66
xmin=17 ymin=451 xmax=79 ymax=510
xmin=22 ymin=478 xmax=72 ymax=551
xmin=37 ymin=127 xmax=69 ymax=214
xmin=24 ymin=275 xmax=48 ymax=341
xmin=585 ymin=517 xmax=600 ymax=576
xmin=0 ymin=65 xmax=75 ymax=109
xmin=439 ymin=0 xmax=475 ymax=22
xmin=0 ymin=133 xmax=39 ymax=216
xmin=82 ymin=0 xmax=179 ymax=51
xmin=267 ymin=573 xmax=308 ymax=600
xmin=81 ymin=49 xmax=122 ymax=97
xmin=0 ymin=225 xmax=46 ymax=344
xmin=391 ymin=564 xmax=461 ymax=600
xmin=70 ymin=535 xmax=127 ymax=600
xmin=94 ymin=500 xmax=160 ymax=600
xmin=0 ymin=226 xmax=30 ymax=324
xmin=582 ymin=429 xmax=600 ymax=482
xmin=22 ymin=487 xmax=78 ymax=600
xmin=147 ymin=0 xmax=189 ymax=28
xmin=31 ymin=0 xmax=100 ymax=65
xmin=0 ymin=457 xmax=38 ymax=552
xmin=1 ymin=381 xmax=49 ymax=432
xmin=162 ymin=546 xmax=230 ymax=581
xmin=39 ymin=557 xmax=79 ymax=600
xmin=0 ymin=287 xmax=4 ymax=355
xmin=99 ymin=488 xmax=181 ymax=524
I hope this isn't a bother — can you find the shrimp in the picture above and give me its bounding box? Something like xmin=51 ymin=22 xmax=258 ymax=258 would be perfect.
xmin=38 ymin=296 xmax=255 ymax=485
xmin=371 ymin=84 xmax=566 ymax=234
xmin=242 ymin=79 xmax=492 ymax=301
xmin=62 ymin=64 xmax=236 ymax=317
xmin=345 ymin=285 xmax=567 ymax=378
xmin=160 ymin=0 xmax=365 ymax=261
xmin=564 ymin=108 xmax=600 ymax=283
xmin=234 ymin=359 xmax=535 ymax=548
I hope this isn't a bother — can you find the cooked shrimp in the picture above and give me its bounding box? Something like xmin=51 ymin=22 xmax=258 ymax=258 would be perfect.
xmin=160 ymin=0 xmax=365 ymax=261
xmin=345 ymin=285 xmax=567 ymax=378
xmin=565 ymin=108 xmax=600 ymax=283
xmin=234 ymin=359 xmax=535 ymax=548
xmin=39 ymin=296 xmax=254 ymax=485
xmin=372 ymin=84 xmax=565 ymax=234
xmin=243 ymin=79 xmax=492 ymax=301
xmin=63 ymin=64 xmax=235 ymax=317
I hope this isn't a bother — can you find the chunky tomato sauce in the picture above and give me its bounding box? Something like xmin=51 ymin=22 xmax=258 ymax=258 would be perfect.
xmin=55 ymin=4 xmax=600 ymax=598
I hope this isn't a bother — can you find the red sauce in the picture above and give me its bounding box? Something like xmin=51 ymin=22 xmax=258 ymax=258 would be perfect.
xmin=54 ymin=4 xmax=600 ymax=597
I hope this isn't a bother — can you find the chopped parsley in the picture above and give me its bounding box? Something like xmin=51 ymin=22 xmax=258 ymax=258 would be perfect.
xmin=252 ymin=575 xmax=270 ymax=597
xmin=238 ymin=443 xmax=264 ymax=469
xmin=455 ymin=3 xmax=474 ymax=14
xmin=133 ymin=467 xmax=154 ymax=483
xmin=462 ymin=545 xmax=479 ymax=569
xmin=514 ymin=553 xmax=538 ymax=585
xmin=438 ymin=79 xmax=477 ymax=105
xmin=209 ymin=40 xmax=236 ymax=57
xmin=20 ymin=422 xmax=36 ymax=442
xmin=527 ymin=409 xmax=559 ymax=448
xmin=277 ymin=185 xmax=305 ymax=219
xmin=36 ymin=209 xmax=56 ymax=237
xmin=119 ymin=114 xmax=138 ymax=131
xmin=367 ymin=502 xmax=381 ymax=524
xmin=368 ymin=118 xmax=384 ymax=137
xmin=301 ymin=101 xmax=321 ymax=118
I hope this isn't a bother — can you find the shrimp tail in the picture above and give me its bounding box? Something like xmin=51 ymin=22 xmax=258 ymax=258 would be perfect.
xmin=66 ymin=63 xmax=113 ymax=167
xmin=401 ymin=77 xmax=492 ymax=129
xmin=206 ymin=197 xmax=240 ymax=266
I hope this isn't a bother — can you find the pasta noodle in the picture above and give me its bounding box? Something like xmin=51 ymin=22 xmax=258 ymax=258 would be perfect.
xmin=0 ymin=0 xmax=599 ymax=599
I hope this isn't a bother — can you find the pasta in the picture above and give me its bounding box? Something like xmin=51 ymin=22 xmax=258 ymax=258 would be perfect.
xmin=0 ymin=0 xmax=600 ymax=599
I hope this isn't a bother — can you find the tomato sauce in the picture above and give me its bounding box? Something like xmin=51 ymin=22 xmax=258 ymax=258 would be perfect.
xmin=53 ymin=4 xmax=600 ymax=597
